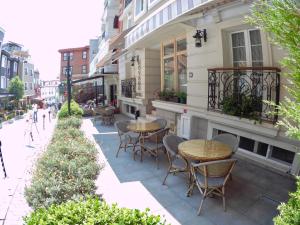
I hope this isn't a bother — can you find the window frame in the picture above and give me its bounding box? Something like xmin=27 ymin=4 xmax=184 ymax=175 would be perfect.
xmin=161 ymin=36 xmax=187 ymax=92
xmin=82 ymin=51 xmax=87 ymax=59
xmin=82 ymin=65 xmax=87 ymax=74
xmin=134 ymin=0 xmax=146 ymax=21
xmin=229 ymin=29 xmax=264 ymax=67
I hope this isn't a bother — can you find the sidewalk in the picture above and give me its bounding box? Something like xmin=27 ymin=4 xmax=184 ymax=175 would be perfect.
xmin=0 ymin=109 xmax=57 ymax=225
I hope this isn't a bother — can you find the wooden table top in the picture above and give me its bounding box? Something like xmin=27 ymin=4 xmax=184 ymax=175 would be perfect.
xmin=127 ymin=121 xmax=161 ymax=133
xmin=178 ymin=139 xmax=232 ymax=161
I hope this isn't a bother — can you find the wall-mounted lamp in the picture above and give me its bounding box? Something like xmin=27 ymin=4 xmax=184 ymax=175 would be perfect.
xmin=193 ymin=29 xmax=207 ymax=47
xmin=130 ymin=55 xmax=139 ymax=66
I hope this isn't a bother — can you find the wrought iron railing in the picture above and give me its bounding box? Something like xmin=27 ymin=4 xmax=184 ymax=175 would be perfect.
xmin=207 ymin=67 xmax=280 ymax=123
xmin=121 ymin=78 xmax=136 ymax=98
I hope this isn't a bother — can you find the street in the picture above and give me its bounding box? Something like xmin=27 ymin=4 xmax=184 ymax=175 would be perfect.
xmin=0 ymin=109 xmax=56 ymax=225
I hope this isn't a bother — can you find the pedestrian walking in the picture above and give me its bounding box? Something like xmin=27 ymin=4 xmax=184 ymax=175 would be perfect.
xmin=33 ymin=103 xmax=38 ymax=123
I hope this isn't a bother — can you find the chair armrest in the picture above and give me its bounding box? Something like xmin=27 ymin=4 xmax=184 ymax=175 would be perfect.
xmin=191 ymin=158 xmax=237 ymax=168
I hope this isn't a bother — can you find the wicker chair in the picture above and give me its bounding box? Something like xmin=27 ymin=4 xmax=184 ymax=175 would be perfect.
xmin=101 ymin=108 xmax=115 ymax=125
xmin=115 ymin=120 xmax=140 ymax=158
xmin=162 ymin=134 xmax=188 ymax=185
xmin=152 ymin=118 xmax=167 ymax=129
xmin=212 ymin=133 xmax=239 ymax=155
xmin=190 ymin=158 xmax=237 ymax=215
xmin=140 ymin=128 xmax=169 ymax=168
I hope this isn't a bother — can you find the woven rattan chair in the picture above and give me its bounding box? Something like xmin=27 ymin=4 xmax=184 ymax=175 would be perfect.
xmin=140 ymin=128 xmax=169 ymax=168
xmin=115 ymin=120 xmax=140 ymax=159
xmin=190 ymin=158 xmax=237 ymax=215
xmin=152 ymin=118 xmax=167 ymax=129
xmin=162 ymin=134 xmax=188 ymax=185
xmin=101 ymin=108 xmax=115 ymax=125
xmin=212 ymin=133 xmax=239 ymax=155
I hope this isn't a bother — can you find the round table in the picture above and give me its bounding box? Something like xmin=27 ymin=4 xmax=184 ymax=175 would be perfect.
xmin=178 ymin=139 xmax=233 ymax=196
xmin=178 ymin=139 xmax=232 ymax=162
xmin=127 ymin=121 xmax=162 ymax=161
xmin=127 ymin=121 xmax=161 ymax=133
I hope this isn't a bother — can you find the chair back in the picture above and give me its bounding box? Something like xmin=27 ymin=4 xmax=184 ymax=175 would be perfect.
xmin=153 ymin=118 xmax=167 ymax=129
xmin=201 ymin=159 xmax=237 ymax=178
xmin=212 ymin=133 xmax=239 ymax=153
xmin=149 ymin=128 xmax=169 ymax=143
xmin=115 ymin=120 xmax=130 ymax=135
xmin=163 ymin=134 xmax=184 ymax=157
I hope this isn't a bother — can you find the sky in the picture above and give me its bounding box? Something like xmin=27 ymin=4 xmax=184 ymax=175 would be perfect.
xmin=0 ymin=0 xmax=103 ymax=80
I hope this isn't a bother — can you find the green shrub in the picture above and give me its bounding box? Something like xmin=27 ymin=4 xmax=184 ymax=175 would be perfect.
xmin=274 ymin=178 xmax=300 ymax=225
xmin=58 ymin=100 xmax=83 ymax=119
xmin=56 ymin=116 xmax=82 ymax=129
xmin=24 ymin=197 xmax=167 ymax=225
xmin=25 ymin=117 xmax=101 ymax=209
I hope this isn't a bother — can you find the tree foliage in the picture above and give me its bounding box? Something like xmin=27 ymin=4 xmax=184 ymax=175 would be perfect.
xmin=247 ymin=0 xmax=300 ymax=140
xmin=8 ymin=76 xmax=24 ymax=101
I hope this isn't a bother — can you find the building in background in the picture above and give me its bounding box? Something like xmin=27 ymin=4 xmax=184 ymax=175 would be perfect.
xmin=22 ymin=62 xmax=35 ymax=98
xmin=40 ymin=79 xmax=60 ymax=105
xmin=58 ymin=46 xmax=89 ymax=82
xmin=88 ymin=0 xmax=119 ymax=106
xmin=0 ymin=42 xmax=22 ymax=91
xmin=33 ymin=70 xmax=40 ymax=97
xmin=0 ymin=27 xmax=4 ymax=50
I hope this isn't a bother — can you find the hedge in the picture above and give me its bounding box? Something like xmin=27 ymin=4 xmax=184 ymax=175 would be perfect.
xmin=25 ymin=117 xmax=101 ymax=209
xmin=58 ymin=100 xmax=83 ymax=119
xmin=24 ymin=197 xmax=167 ymax=225
xmin=274 ymin=178 xmax=300 ymax=225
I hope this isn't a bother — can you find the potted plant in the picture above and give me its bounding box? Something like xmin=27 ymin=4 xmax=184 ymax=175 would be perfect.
xmin=177 ymin=92 xmax=187 ymax=104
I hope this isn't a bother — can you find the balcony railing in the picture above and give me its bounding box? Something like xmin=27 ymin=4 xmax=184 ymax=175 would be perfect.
xmin=121 ymin=78 xmax=136 ymax=98
xmin=207 ymin=67 xmax=280 ymax=124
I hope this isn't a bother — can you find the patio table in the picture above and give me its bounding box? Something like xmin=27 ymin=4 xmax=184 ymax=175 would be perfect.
xmin=178 ymin=139 xmax=233 ymax=196
xmin=127 ymin=121 xmax=161 ymax=160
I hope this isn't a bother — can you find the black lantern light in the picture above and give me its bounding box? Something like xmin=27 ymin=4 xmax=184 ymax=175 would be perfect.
xmin=131 ymin=56 xmax=135 ymax=66
xmin=130 ymin=55 xmax=139 ymax=66
xmin=193 ymin=29 xmax=207 ymax=47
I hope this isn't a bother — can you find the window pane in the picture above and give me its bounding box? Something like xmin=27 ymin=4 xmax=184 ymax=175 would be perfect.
xmin=251 ymin=46 xmax=263 ymax=61
xmin=233 ymin=47 xmax=246 ymax=62
xmin=177 ymin=39 xmax=186 ymax=52
xmin=239 ymin=136 xmax=255 ymax=152
xmin=164 ymin=43 xmax=174 ymax=56
xmin=271 ymin=146 xmax=295 ymax=164
xmin=257 ymin=142 xmax=268 ymax=156
xmin=164 ymin=57 xmax=174 ymax=90
xmin=232 ymin=32 xmax=245 ymax=47
xmin=249 ymin=30 xmax=261 ymax=45
xmin=177 ymin=54 xmax=187 ymax=93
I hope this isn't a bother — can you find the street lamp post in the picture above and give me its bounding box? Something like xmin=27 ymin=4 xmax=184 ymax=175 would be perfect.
xmin=66 ymin=53 xmax=72 ymax=115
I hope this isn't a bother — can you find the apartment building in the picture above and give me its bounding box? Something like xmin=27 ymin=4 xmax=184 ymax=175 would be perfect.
xmin=89 ymin=0 xmax=119 ymax=105
xmin=58 ymin=46 xmax=90 ymax=82
xmin=115 ymin=0 xmax=299 ymax=175
xmin=40 ymin=79 xmax=60 ymax=105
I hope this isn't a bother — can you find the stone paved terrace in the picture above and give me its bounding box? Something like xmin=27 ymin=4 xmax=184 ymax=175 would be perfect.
xmin=82 ymin=114 xmax=296 ymax=225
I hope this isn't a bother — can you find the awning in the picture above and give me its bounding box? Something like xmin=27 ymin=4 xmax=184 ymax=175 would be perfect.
xmin=111 ymin=49 xmax=127 ymax=63
xmin=109 ymin=26 xmax=136 ymax=50
xmin=96 ymin=57 xmax=110 ymax=68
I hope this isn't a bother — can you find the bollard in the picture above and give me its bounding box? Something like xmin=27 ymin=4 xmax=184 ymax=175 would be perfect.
xmin=0 ymin=141 xmax=7 ymax=178
xmin=43 ymin=114 xmax=46 ymax=130
xmin=48 ymin=110 xmax=51 ymax=123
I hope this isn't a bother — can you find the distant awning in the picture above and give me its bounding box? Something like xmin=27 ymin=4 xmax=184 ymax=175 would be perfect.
xmin=109 ymin=26 xmax=136 ymax=50
xmin=96 ymin=58 xmax=110 ymax=68
xmin=112 ymin=49 xmax=127 ymax=63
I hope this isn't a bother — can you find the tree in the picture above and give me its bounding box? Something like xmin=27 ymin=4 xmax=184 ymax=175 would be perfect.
xmin=8 ymin=76 xmax=24 ymax=101
xmin=247 ymin=0 xmax=300 ymax=140
xmin=247 ymin=1 xmax=300 ymax=224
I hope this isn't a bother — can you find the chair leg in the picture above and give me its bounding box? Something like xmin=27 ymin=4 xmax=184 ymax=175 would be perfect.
xmin=116 ymin=143 xmax=122 ymax=157
xmin=198 ymin=190 xmax=207 ymax=215
xmin=156 ymin=150 xmax=159 ymax=169
xmin=162 ymin=166 xmax=171 ymax=185
xmin=132 ymin=144 xmax=136 ymax=160
xmin=222 ymin=186 xmax=226 ymax=211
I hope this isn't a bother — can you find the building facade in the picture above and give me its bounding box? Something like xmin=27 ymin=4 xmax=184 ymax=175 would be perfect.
xmin=40 ymin=79 xmax=60 ymax=105
xmin=116 ymin=0 xmax=299 ymax=175
xmin=58 ymin=46 xmax=90 ymax=82
xmin=33 ymin=70 xmax=40 ymax=97
xmin=88 ymin=0 xmax=119 ymax=106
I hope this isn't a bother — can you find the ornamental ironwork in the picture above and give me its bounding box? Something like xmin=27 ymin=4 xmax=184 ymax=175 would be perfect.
xmin=121 ymin=78 xmax=136 ymax=98
xmin=207 ymin=67 xmax=280 ymax=123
